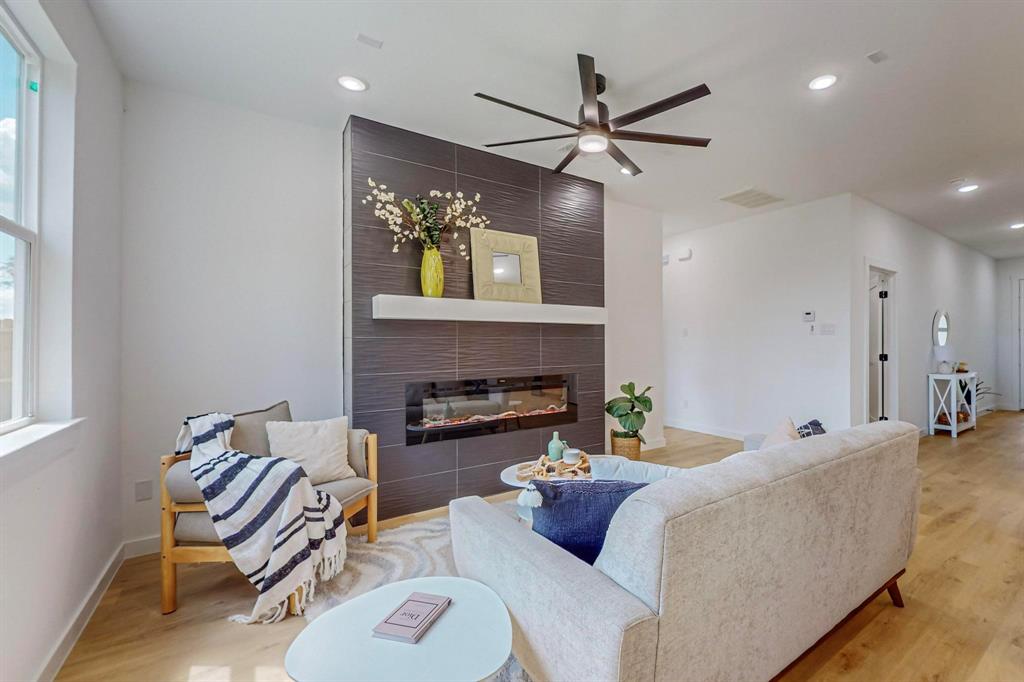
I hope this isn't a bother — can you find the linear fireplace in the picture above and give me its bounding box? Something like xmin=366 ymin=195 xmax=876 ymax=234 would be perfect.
xmin=405 ymin=374 xmax=578 ymax=445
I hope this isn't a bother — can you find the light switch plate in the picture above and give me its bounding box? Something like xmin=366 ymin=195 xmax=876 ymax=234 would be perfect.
xmin=802 ymin=311 xmax=816 ymax=323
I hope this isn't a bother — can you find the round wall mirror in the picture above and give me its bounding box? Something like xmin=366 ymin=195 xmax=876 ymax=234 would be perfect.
xmin=933 ymin=310 xmax=950 ymax=347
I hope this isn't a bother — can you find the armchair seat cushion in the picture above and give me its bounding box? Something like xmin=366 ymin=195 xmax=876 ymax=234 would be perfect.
xmin=173 ymin=477 xmax=376 ymax=544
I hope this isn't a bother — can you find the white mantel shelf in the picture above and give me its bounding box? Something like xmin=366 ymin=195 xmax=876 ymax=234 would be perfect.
xmin=371 ymin=294 xmax=607 ymax=325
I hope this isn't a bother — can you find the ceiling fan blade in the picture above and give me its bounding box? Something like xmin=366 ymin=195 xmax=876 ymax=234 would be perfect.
xmin=551 ymin=145 xmax=580 ymax=174
xmin=484 ymin=133 xmax=578 ymax=148
xmin=606 ymin=141 xmax=642 ymax=176
xmin=474 ymin=93 xmax=580 ymax=130
xmin=578 ymin=53 xmax=599 ymax=126
xmin=610 ymin=130 xmax=711 ymax=147
xmin=608 ymin=83 xmax=711 ymax=131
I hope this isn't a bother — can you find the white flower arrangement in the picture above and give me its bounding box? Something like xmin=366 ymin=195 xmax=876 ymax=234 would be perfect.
xmin=361 ymin=178 xmax=490 ymax=259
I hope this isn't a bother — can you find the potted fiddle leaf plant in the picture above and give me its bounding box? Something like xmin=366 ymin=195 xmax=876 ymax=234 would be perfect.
xmin=605 ymin=382 xmax=652 ymax=460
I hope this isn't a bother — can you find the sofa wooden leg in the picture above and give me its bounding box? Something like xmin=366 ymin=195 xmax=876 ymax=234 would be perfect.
xmin=887 ymin=580 xmax=905 ymax=608
xmin=161 ymin=554 xmax=177 ymax=614
xmin=367 ymin=488 xmax=379 ymax=543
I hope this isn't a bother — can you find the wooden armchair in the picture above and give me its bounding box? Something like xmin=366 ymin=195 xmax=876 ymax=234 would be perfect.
xmin=159 ymin=431 xmax=378 ymax=615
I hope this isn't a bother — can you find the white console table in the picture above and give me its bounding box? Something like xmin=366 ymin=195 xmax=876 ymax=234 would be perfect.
xmin=928 ymin=372 xmax=977 ymax=438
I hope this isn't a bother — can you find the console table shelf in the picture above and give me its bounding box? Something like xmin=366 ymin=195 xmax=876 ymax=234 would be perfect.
xmin=371 ymin=294 xmax=607 ymax=325
xmin=928 ymin=372 xmax=977 ymax=438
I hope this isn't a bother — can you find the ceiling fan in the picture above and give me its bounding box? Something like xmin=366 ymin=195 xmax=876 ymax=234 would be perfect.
xmin=475 ymin=54 xmax=711 ymax=176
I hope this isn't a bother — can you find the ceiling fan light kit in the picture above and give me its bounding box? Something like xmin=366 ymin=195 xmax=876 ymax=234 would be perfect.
xmin=578 ymin=133 xmax=608 ymax=153
xmin=476 ymin=53 xmax=711 ymax=176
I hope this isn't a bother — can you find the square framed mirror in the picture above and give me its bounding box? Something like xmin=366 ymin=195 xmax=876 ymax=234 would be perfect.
xmin=470 ymin=228 xmax=542 ymax=303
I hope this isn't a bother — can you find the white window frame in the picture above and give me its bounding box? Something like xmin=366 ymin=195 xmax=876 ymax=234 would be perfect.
xmin=0 ymin=8 xmax=41 ymax=436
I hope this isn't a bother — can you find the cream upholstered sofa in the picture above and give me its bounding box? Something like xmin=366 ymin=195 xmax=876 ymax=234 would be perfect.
xmin=450 ymin=421 xmax=920 ymax=682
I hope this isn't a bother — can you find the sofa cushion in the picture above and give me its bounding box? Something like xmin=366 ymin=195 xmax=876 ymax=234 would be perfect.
xmin=165 ymin=460 xmax=205 ymax=503
xmin=530 ymin=479 xmax=647 ymax=565
xmin=796 ymin=419 xmax=827 ymax=438
xmin=173 ymin=477 xmax=376 ymax=543
xmin=760 ymin=417 xmax=800 ymax=448
xmin=310 ymin=477 xmax=375 ymax=508
xmin=347 ymin=428 xmax=370 ymax=478
xmin=266 ymin=416 xmax=355 ymax=485
xmin=232 ymin=400 xmax=292 ymax=457
xmin=592 ymin=456 xmax=686 ymax=484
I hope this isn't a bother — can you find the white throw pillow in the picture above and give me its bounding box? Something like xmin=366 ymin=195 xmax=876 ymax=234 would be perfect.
xmin=266 ymin=417 xmax=356 ymax=485
xmin=760 ymin=417 xmax=800 ymax=449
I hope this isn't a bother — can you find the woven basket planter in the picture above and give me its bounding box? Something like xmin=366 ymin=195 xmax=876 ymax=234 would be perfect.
xmin=610 ymin=430 xmax=642 ymax=460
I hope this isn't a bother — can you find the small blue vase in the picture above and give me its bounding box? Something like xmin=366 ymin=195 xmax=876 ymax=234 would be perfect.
xmin=547 ymin=432 xmax=567 ymax=461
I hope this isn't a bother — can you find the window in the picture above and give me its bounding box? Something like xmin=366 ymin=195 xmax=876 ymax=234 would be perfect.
xmin=0 ymin=14 xmax=39 ymax=435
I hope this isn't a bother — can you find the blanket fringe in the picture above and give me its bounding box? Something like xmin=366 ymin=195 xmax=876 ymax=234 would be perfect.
xmin=229 ymin=547 xmax=347 ymax=624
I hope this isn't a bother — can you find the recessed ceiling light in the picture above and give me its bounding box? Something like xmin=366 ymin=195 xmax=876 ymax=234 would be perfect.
xmin=337 ymin=75 xmax=367 ymax=92
xmin=1012 ymin=223 xmax=1024 ymax=230
xmin=808 ymin=74 xmax=837 ymax=91
xmin=620 ymin=167 xmax=632 ymax=175
xmin=578 ymin=133 xmax=608 ymax=153
xmin=957 ymin=184 xmax=979 ymax=193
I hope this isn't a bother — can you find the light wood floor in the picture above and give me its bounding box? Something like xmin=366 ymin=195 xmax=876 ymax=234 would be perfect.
xmin=58 ymin=412 xmax=1024 ymax=682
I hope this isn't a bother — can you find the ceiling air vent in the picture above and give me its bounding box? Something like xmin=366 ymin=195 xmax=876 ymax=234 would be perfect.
xmin=719 ymin=188 xmax=784 ymax=209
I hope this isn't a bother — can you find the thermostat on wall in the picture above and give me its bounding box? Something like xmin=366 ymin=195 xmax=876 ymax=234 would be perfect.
xmin=802 ymin=311 xmax=816 ymax=323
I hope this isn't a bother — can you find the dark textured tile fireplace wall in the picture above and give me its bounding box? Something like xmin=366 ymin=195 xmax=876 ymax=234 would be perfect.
xmin=343 ymin=116 xmax=605 ymax=520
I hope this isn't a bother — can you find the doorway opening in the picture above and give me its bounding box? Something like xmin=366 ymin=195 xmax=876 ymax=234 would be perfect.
xmin=868 ymin=267 xmax=897 ymax=422
xmin=1018 ymin=279 xmax=1024 ymax=410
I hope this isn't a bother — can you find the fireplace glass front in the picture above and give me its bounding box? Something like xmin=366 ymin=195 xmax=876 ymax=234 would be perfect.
xmin=405 ymin=374 xmax=577 ymax=445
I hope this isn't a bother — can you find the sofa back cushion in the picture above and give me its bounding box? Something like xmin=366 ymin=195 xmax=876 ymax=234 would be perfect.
xmin=594 ymin=420 xmax=920 ymax=682
xmin=232 ymin=400 xmax=291 ymax=457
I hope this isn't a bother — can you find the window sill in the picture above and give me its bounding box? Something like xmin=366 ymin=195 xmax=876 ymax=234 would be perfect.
xmin=0 ymin=418 xmax=84 ymax=462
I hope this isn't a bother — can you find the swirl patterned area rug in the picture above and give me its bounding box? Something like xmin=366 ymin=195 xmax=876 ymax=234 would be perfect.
xmin=303 ymin=503 xmax=530 ymax=682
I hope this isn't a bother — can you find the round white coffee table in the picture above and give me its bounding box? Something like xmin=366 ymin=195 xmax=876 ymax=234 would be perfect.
xmin=285 ymin=576 xmax=511 ymax=682
xmin=499 ymin=454 xmax=628 ymax=488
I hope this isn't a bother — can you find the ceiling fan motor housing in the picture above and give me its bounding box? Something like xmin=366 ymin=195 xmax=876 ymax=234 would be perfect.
xmin=578 ymin=100 xmax=610 ymax=126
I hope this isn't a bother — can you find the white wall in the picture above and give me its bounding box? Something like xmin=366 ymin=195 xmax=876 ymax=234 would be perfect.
xmin=661 ymin=193 xmax=999 ymax=439
xmin=604 ymin=199 xmax=665 ymax=449
xmin=995 ymin=257 xmax=1024 ymax=410
xmin=849 ymin=196 xmax=998 ymax=428
xmin=119 ymin=82 xmax=343 ymax=544
xmin=662 ymin=195 xmax=854 ymax=438
xmin=0 ymin=1 xmax=123 ymax=680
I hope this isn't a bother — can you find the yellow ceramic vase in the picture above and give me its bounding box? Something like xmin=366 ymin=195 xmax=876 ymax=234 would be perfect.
xmin=420 ymin=246 xmax=444 ymax=298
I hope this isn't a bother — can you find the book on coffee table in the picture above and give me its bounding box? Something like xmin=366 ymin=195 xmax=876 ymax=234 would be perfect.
xmin=372 ymin=592 xmax=451 ymax=643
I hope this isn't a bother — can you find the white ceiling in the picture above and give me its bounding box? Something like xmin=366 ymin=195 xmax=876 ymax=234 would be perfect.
xmin=88 ymin=0 xmax=1024 ymax=258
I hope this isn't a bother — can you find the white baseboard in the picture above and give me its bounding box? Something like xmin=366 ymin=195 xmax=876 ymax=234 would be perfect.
xmin=664 ymin=418 xmax=744 ymax=442
xmin=38 ymin=543 xmax=124 ymax=682
xmin=124 ymin=534 xmax=160 ymax=559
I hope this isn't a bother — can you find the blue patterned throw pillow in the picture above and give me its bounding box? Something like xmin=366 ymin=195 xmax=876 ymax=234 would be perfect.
xmin=796 ymin=419 xmax=826 ymax=438
xmin=530 ymin=479 xmax=647 ymax=564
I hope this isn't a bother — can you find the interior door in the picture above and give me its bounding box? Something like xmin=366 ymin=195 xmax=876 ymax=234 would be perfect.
xmin=869 ymin=272 xmax=889 ymax=422
xmin=1019 ymin=279 xmax=1024 ymax=410
xmin=869 ymin=274 xmax=881 ymax=421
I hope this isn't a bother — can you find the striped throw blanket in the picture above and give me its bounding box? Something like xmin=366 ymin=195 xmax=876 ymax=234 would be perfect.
xmin=175 ymin=412 xmax=347 ymax=623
